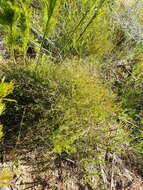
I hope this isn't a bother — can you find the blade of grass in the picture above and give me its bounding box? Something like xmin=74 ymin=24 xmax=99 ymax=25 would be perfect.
xmin=77 ymin=0 xmax=107 ymax=42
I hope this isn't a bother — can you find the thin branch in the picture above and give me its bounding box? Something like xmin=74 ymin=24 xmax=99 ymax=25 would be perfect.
xmin=31 ymin=27 xmax=54 ymax=47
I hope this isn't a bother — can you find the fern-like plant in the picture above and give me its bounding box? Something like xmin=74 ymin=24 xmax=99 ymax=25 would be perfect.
xmin=0 ymin=0 xmax=32 ymax=55
xmin=37 ymin=0 xmax=61 ymax=62
xmin=42 ymin=0 xmax=62 ymax=37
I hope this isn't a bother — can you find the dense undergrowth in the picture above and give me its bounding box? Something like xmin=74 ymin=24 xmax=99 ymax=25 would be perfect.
xmin=0 ymin=0 xmax=143 ymax=189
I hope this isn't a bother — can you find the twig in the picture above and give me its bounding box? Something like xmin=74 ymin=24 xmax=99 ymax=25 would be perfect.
xmin=31 ymin=28 xmax=54 ymax=48
xmin=122 ymin=119 xmax=139 ymax=128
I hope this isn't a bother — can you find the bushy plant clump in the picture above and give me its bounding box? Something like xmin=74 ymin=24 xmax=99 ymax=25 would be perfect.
xmin=0 ymin=59 xmax=128 ymax=156
xmin=53 ymin=0 xmax=113 ymax=58
xmin=0 ymin=1 xmax=139 ymax=188
xmin=0 ymin=79 xmax=15 ymax=188
xmin=118 ymin=61 xmax=143 ymax=153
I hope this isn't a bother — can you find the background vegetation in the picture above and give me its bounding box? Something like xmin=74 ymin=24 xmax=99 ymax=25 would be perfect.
xmin=0 ymin=0 xmax=143 ymax=189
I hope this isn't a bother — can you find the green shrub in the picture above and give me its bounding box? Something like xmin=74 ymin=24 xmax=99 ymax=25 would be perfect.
xmin=0 ymin=78 xmax=16 ymax=188
xmin=119 ymin=62 xmax=143 ymax=123
xmin=117 ymin=61 xmax=143 ymax=154
xmin=52 ymin=0 xmax=112 ymax=58
xmin=0 ymin=79 xmax=15 ymax=140
xmin=0 ymin=58 xmax=129 ymax=157
xmin=0 ymin=0 xmax=32 ymax=55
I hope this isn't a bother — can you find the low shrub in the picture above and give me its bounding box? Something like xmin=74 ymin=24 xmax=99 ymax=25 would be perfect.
xmin=0 ymin=58 xmax=129 ymax=157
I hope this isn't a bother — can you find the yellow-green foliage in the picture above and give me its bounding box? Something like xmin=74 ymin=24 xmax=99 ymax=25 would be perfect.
xmin=0 ymin=58 xmax=129 ymax=156
xmin=118 ymin=61 xmax=143 ymax=154
xmin=0 ymin=0 xmax=32 ymax=53
xmin=46 ymin=61 xmax=117 ymax=153
xmin=27 ymin=59 xmax=126 ymax=154
xmin=41 ymin=0 xmax=62 ymax=36
xmin=133 ymin=61 xmax=143 ymax=79
xmin=0 ymin=80 xmax=15 ymax=187
xmin=0 ymin=170 xmax=13 ymax=187
xmin=53 ymin=0 xmax=112 ymax=57
xmin=0 ymin=79 xmax=15 ymax=140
